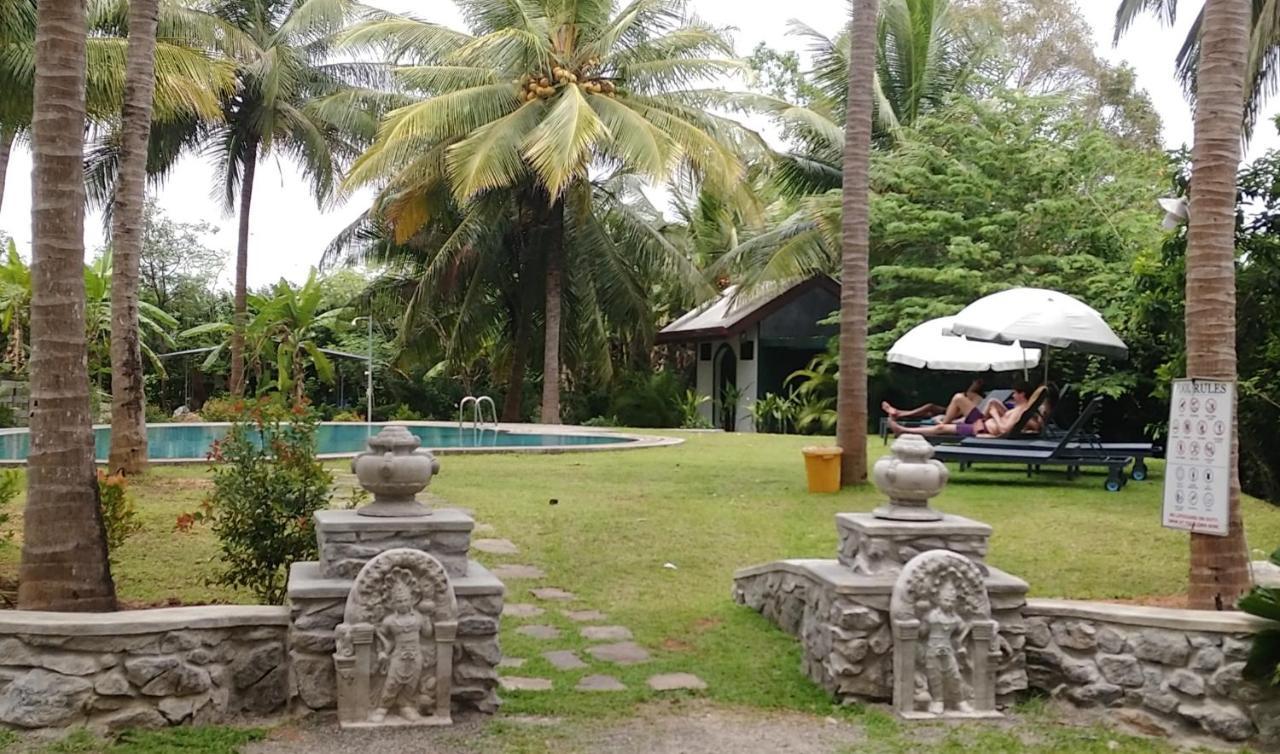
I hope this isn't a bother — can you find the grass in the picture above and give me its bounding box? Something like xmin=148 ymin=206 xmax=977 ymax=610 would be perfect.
xmin=0 ymin=432 xmax=1275 ymax=751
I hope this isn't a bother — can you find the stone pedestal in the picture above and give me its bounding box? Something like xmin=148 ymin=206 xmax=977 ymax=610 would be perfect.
xmin=285 ymin=427 xmax=504 ymax=718
xmin=836 ymin=513 xmax=992 ymax=576
xmin=731 ymin=435 xmax=1028 ymax=708
xmin=287 ymin=512 xmax=504 ymax=715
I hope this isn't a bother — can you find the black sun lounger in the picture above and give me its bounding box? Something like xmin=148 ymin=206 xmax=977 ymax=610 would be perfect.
xmin=958 ymin=397 xmax=1160 ymax=481
xmin=930 ymin=397 xmax=1133 ymax=491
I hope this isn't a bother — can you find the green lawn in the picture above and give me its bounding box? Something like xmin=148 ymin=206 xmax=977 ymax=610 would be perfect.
xmin=0 ymin=432 xmax=1276 ymax=752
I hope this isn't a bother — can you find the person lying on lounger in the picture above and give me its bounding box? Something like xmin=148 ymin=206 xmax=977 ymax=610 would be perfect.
xmin=889 ymin=383 xmax=1048 ymax=438
xmin=880 ymin=378 xmax=987 ymax=424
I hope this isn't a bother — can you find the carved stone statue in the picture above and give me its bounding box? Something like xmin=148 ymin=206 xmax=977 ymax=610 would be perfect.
xmin=333 ymin=548 xmax=457 ymax=728
xmin=889 ymin=550 xmax=1001 ymax=719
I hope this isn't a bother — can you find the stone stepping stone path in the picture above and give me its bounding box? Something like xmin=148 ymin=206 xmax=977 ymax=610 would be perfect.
xmin=493 ymin=564 xmax=546 ymax=580
xmin=587 ymin=641 xmax=651 ymax=665
xmin=473 ymin=518 xmax=706 ymax=699
xmin=543 ymin=650 xmax=587 ymax=670
xmin=499 ymin=677 xmax=552 ymax=692
xmin=647 ymin=672 xmax=707 ymax=691
xmin=473 ymin=538 xmax=519 ymax=555
xmin=503 ymin=603 xmax=544 ymax=619
xmin=473 ymin=522 xmax=496 ymax=535
xmin=515 ymin=625 xmax=561 ymax=640
xmin=580 ymin=625 xmax=633 ymax=641
xmin=576 ymin=674 xmax=626 ymax=692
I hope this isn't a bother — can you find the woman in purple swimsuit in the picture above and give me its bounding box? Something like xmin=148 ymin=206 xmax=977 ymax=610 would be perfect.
xmin=889 ymin=383 xmax=1047 ymax=439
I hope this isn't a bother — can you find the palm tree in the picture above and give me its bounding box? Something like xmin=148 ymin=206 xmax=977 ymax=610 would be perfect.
xmin=342 ymin=0 xmax=752 ymax=423
xmin=21 ymin=0 xmax=116 ymax=611
xmin=1116 ymin=0 xmax=1280 ymax=135
xmin=837 ymin=0 xmax=879 ymax=487
xmin=0 ymin=0 xmax=231 ymax=209
xmin=1118 ymin=0 xmax=1252 ymax=609
xmin=108 ymin=0 xmax=162 ymax=474
xmin=84 ymin=0 xmax=380 ymax=399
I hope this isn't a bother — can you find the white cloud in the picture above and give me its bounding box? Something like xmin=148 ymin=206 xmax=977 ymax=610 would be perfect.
xmin=0 ymin=0 xmax=1271 ymax=287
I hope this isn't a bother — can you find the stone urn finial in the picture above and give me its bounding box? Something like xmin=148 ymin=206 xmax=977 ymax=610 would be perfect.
xmin=872 ymin=434 xmax=948 ymax=522
xmin=351 ymin=426 xmax=440 ymax=517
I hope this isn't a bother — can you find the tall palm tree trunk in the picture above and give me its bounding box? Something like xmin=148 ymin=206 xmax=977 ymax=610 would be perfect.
xmin=1186 ymin=0 xmax=1252 ymax=610
xmin=836 ymin=0 xmax=877 ymax=486
xmin=0 ymin=128 xmax=13 ymax=213
xmin=107 ymin=0 xmax=160 ymax=475
xmin=21 ymin=0 xmax=117 ymax=611
xmin=229 ymin=145 xmax=258 ymax=398
xmin=540 ymin=201 xmax=564 ymax=425
xmin=503 ymin=308 xmax=530 ymax=422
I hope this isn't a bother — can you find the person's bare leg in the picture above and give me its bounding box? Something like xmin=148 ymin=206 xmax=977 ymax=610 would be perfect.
xmin=881 ymin=401 xmax=945 ymax=420
xmin=889 ymin=418 xmax=959 ymax=436
xmin=938 ymin=393 xmax=978 ymax=423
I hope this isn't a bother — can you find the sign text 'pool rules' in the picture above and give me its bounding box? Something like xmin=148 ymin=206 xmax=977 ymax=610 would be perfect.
xmin=1162 ymin=379 xmax=1232 ymax=536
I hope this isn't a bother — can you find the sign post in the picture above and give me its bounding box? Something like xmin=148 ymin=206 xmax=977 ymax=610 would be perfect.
xmin=1162 ymin=379 xmax=1232 ymax=536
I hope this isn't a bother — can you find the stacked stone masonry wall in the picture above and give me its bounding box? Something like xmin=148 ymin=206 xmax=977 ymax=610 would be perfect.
xmin=0 ymin=607 xmax=288 ymax=732
xmin=1024 ymin=600 xmax=1279 ymax=746
xmin=733 ymin=566 xmax=1028 ymax=704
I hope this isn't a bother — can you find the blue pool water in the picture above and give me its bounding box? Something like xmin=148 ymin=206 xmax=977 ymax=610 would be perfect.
xmin=0 ymin=423 xmax=630 ymax=462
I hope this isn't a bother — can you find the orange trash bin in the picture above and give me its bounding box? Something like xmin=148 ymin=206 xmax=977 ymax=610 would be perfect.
xmin=802 ymin=446 xmax=843 ymax=493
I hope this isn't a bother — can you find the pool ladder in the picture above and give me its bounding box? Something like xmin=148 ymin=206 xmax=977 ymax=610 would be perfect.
xmin=459 ymin=396 xmax=498 ymax=432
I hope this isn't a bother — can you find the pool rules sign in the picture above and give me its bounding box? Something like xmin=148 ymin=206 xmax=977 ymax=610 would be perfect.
xmin=1162 ymin=379 xmax=1232 ymax=536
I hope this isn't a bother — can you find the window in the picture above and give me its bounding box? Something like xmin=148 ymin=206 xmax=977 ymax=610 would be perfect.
xmin=740 ymin=341 xmax=755 ymax=360
xmin=699 ymin=343 xmax=712 ymax=360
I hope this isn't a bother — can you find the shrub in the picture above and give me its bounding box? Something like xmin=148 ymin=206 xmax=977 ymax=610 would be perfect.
xmin=144 ymin=404 xmax=173 ymax=424
xmin=1241 ymin=546 xmax=1280 ymax=686
xmin=678 ymin=389 xmax=711 ymax=429
xmin=0 ymin=469 xmax=20 ymax=541
xmin=331 ymin=410 xmax=364 ymax=423
xmin=199 ymin=395 xmax=292 ymax=423
xmin=389 ymin=403 xmax=424 ymax=421
xmin=179 ymin=404 xmax=332 ymax=604
xmin=96 ymin=470 xmax=142 ymax=558
xmin=608 ymin=372 xmax=683 ymax=428
xmin=582 ymin=415 xmax=619 ymax=427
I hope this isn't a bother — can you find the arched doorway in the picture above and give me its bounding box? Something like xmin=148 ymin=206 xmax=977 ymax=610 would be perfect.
xmin=713 ymin=344 xmax=737 ymax=431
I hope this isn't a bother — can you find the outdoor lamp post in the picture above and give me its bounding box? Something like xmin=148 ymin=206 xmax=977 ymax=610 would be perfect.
xmin=351 ymin=316 xmax=373 ymax=425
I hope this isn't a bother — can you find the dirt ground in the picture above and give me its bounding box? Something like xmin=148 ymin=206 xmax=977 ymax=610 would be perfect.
xmin=244 ymin=702 xmax=870 ymax=754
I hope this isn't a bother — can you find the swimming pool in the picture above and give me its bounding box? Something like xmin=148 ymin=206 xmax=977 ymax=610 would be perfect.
xmin=0 ymin=422 xmax=657 ymax=463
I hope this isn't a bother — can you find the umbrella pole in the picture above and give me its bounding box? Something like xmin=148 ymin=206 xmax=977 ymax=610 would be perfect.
xmin=1044 ymin=350 xmax=1050 ymax=385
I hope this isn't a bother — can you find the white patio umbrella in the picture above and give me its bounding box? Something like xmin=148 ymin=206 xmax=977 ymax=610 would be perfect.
xmin=887 ymin=316 xmax=1041 ymax=372
xmin=947 ymin=287 xmax=1128 ymax=360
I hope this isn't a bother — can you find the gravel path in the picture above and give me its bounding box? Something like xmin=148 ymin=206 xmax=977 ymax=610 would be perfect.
xmin=244 ymin=702 xmax=868 ymax=754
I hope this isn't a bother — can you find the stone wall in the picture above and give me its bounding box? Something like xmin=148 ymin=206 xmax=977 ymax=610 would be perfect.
xmin=286 ymin=561 xmax=502 ymax=714
xmin=1025 ymin=599 xmax=1279 ymax=746
xmin=0 ymin=606 xmax=288 ymax=731
xmin=733 ymin=559 xmax=1029 ymax=704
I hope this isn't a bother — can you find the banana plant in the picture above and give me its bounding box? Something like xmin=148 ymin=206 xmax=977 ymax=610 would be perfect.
xmin=180 ymin=269 xmax=342 ymax=404
xmin=83 ymin=253 xmax=178 ymax=382
xmin=0 ymin=239 xmax=31 ymax=372
xmin=1240 ymin=546 xmax=1280 ymax=687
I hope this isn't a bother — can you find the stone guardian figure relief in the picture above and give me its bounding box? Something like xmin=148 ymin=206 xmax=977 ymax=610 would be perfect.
xmin=333 ymin=548 xmax=458 ymax=727
xmin=889 ymin=550 xmax=1002 ymax=719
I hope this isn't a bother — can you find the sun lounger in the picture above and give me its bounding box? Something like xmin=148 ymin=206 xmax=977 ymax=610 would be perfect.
xmin=959 ymin=397 xmax=1160 ymax=481
xmin=930 ymin=397 xmax=1133 ymax=491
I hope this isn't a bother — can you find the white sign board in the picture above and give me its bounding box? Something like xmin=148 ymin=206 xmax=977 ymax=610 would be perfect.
xmin=1162 ymin=379 xmax=1232 ymax=536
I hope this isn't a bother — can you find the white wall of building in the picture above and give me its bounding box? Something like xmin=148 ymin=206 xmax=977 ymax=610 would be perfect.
xmin=736 ymin=325 xmax=759 ymax=433
xmin=696 ymin=350 xmax=714 ymax=425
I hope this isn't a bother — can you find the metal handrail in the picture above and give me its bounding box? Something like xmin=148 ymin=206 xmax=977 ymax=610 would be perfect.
xmin=458 ymin=396 xmax=498 ymax=431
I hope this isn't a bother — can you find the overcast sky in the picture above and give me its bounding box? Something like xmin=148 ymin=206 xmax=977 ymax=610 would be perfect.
xmin=0 ymin=0 xmax=1265 ymax=288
